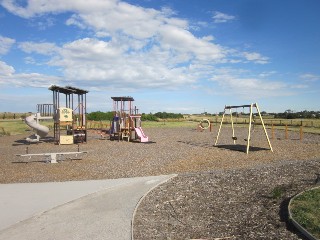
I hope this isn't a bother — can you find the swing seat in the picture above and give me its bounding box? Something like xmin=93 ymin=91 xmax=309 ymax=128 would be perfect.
xmin=232 ymin=136 xmax=237 ymax=140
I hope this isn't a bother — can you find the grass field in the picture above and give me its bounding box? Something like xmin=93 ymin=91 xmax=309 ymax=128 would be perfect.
xmin=1 ymin=117 xmax=320 ymax=136
xmin=0 ymin=119 xmax=54 ymax=136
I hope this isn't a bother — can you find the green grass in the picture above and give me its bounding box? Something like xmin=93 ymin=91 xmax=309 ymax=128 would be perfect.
xmin=290 ymin=187 xmax=320 ymax=239
xmin=271 ymin=186 xmax=285 ymax=199
xmin=1 ymin=117 xmax=320 ymax=135
xmin=0 ymin=119 xmax=54 ymax=136
xmin=142 ymin=120 xmax=197 ymax=128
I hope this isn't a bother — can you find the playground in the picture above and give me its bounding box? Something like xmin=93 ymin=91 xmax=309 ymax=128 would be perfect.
xmin=1 ymin=124 xmax=319 ymax=183
xmin=1 ymin=91 xmax=320 ymax=239
xmin=1 ymin=123 xmax=320 ymax=238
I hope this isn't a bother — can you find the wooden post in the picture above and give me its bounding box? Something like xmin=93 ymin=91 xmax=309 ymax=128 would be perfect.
xmin=285 ymin=125 xmax=288 ymax=139
xmin=215 ymin=111 xmax=225 ymax=146
xmin=272 ymin=124 xmax=274 ymax=140
xmin=246 ymin=104 xmax=253 ymax=154
xmin=210 ymin=121 xmax=212 ymax=132
xmin=256 ymin=103 xmax=273 ymax=152
xmin=300 ymin=126 xmax=303 ymax=141
xmin=230 ymin=109 xmax=236 ymax=144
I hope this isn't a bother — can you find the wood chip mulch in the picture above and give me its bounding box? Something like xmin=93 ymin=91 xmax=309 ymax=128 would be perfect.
xmin=133 ymin=159 xmax=320 ymax=240
xmin=1 ymin=126 xmax=320 ymax=239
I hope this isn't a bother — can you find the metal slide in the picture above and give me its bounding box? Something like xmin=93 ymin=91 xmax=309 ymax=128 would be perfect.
xmin=25 ymin=114 xmax=50 ymax=142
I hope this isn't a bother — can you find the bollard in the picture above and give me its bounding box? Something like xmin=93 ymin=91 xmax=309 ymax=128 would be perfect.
xmin=300 ymin=126 xmax=303 ymax=141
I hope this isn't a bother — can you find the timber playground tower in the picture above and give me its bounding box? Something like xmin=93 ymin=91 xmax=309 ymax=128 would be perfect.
xmin=50 ymin=85 xmax=89 ymax=145
xmin=109 ymin=96 xmax=149 ymax=142
xmin=24 ymin=85 xmax=89 ymax=144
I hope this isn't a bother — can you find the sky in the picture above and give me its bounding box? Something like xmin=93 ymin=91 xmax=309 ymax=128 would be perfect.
xmin=0 ymin=0 xmax=319 ymax=114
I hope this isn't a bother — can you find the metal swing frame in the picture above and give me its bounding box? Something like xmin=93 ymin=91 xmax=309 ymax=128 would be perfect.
xmin=214 ymin=103 xmax=273 ymax=154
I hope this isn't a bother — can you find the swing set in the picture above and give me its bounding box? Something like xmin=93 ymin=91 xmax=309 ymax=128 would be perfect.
xmin=214 ymin=103 xmax=273 ymax=154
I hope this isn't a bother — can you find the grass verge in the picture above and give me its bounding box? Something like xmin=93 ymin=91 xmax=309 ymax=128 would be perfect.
xmin=290 ymin=187 xmax=320 ymax=239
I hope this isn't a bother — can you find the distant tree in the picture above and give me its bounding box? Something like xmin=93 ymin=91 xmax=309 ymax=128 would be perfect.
xmin=274 ymin=110 xmax=320 ymax=119
xmin=154 ymin=112 xmax=183 ymax=119
xmin=141 ymin=113 xmax=158 ymax=121
xmin=87 ymin=111 xmax=113 ymax=121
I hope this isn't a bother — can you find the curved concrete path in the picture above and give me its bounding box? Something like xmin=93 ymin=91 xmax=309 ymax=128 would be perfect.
xmin=0 ymin=174 xmax=176 ymax=240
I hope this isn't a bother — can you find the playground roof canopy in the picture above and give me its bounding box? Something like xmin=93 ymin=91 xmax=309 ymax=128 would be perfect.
xmin=49 ymin=85 xmax=89 ymax=95
xmin=111 ymin=96 xmax=134 ymax=102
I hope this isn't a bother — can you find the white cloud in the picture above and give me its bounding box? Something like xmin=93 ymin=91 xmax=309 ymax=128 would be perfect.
xmin=213 ymin=11 xmax=235 ymax=23
xmin=0 ymin=0 xmax=117 ymax=18
xmin=300 ymin=73 xmax=320 ymax=82
xmin=259 ymin=71 xmax=277 ymax=78
xmin=243 ymin=51 xmax=269 ymax=64
xmin=0 ymin=61 xmax=15 ymax=75
xmin=209 ymin=68 xmax=291 ymax=98
xmin=0 ymin=60 xmax=61 ymax=87
xmin=0 ymin=36 xmax=15 ymax=55
xmin=19 ymin=41 xmax=58 ymax=55
xmin=1 ymin=0 xmax=286 ymax=100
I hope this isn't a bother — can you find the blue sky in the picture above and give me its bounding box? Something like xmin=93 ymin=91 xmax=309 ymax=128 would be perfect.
xmin=0 ymin=0 xmax=319 ymax=114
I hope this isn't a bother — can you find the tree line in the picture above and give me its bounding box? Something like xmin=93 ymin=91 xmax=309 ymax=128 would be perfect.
xmin=272 ymin=110 xmax=320 ymax=119
xmin=86 ymin=111 xmax=183 ymax=121
xmin=1 ymin=110 xmax=318 ymax=120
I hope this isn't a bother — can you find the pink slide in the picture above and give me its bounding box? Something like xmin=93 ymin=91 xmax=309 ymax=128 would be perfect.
xmin=134 ymin=127 xmax=149 ymax=142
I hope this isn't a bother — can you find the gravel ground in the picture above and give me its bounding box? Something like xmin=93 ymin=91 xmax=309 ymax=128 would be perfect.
xmin=1 ymin=126 xmax=320 ymax=239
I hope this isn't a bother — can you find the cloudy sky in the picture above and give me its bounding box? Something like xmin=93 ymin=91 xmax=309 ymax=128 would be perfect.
xmin=0 ymin=0 xmax=319 ymax=114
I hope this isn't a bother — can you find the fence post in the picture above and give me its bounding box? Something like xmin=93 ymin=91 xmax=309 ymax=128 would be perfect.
xmin=300 ymin=126 xmax=303 ymax=141
xmin=285 ymin=125 xmax=288 ymax=139
xmin=272 ymin=124 xmax=274 ymax=140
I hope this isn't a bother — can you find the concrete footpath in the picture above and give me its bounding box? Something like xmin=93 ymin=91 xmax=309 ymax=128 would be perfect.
xmin=0 ymin=174 xmax=176 ymax=240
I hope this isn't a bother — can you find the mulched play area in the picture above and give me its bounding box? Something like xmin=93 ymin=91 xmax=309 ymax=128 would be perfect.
xmin=1 ymin=126 xmax=319 ymax=239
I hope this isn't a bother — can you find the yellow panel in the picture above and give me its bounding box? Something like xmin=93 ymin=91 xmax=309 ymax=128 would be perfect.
xmin=60 ymin=135 xmax=73 ymax=145
xmin=59 ymin=108 xmax=73 ymax=122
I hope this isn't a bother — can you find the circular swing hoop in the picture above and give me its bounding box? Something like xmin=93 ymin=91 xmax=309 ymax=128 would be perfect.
xmin=199 ymin=119 xmax=211 ymax=130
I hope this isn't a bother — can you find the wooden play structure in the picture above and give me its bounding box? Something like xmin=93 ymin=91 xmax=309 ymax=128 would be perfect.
xmin=215 ymin=103 xmax=273 ymax=154
xmin=109 ymin=96 xmax=148 ymax=142
xmin=49 ymin=85 xmax=89 ymax=145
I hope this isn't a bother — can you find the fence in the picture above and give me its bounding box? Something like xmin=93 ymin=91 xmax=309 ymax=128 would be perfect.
xmin=87 ymin=120 xmax=110 ymax=130
xmin=208 ymin=116 xmax=320 ymax=128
